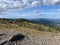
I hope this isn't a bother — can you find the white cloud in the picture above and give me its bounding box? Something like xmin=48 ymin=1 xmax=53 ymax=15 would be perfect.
xmin=32 ymin=1 xmax=41 ymax=7
xmin=43 ymin=0 xmax=60 ymax=6
xmin=33 ymin=10 xmax=44 ymax=13
xmin=0 ymin=0 xmax=60 ymax=12
xmin=51 ymin=0 xmax=60 ymax=5
xmin=22 ymin=0 xmax=31 ymax=4
xmin=57 ymin=9 xmax=60 ymax=12
xmin=50 ymin=9 xmax=60 ymax=12
xmin=13 ymin=1 xmax=22 ymax=8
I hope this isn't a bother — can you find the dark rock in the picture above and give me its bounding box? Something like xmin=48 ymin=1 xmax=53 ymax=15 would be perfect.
xmin=0 ymin=33 xmax=5 ymax=36
xmin=9 ymin=33 xmax=25 ymax=42
xmin=0 ymin=33 xmax=25 ymax=45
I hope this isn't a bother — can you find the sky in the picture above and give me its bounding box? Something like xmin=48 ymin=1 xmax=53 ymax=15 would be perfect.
xmin=0 ymin=0 xmax=60 ymax=19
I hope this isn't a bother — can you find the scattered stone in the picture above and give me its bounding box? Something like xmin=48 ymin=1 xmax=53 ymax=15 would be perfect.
xmin=0 ymin=30 xmax=60 ymax=45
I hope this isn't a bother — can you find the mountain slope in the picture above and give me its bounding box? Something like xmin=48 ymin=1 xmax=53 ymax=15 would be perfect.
xmin=0 ymin=18 xmax=60 ymax=45
xmin=0 ymin=18 xmax=59 ymax=32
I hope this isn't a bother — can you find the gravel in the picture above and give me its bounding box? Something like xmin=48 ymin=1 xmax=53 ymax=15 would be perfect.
xmin=0 ymin=30 xmax=60 ymax=45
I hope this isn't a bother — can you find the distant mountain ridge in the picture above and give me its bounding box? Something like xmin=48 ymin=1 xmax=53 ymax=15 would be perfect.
xmin=28 ymin=18 xmax=60 ymax=27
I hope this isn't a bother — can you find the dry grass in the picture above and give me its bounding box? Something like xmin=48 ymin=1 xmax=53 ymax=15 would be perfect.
xmin=0 ymin=25 xmax=59 ymax=37
xmin=0 ymin=18 xmax=60 ymax=37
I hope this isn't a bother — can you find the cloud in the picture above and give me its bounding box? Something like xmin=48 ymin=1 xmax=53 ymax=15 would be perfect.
xmin=32 ymin=1 xmax=41 ymax=7
xmin=51 ymin=9 xmax=60 ymax=12
xmin=33 ymin=10 xmax=44 ymax=13
xmin=22 ymin=0 xmax=31 ymax=4
xmin=0 ymin=0 xmax=40 ymax=11
xmin=0 ymin=0 xmax=60 ymax=12
xmin=43 ymin=0 xmax=60 ymax=6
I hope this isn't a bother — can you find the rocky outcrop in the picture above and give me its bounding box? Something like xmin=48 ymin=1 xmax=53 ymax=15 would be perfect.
xmin=0 ymin=30 xmax=60 ymax=45
xmin=0 ymin=33 xmax=25 ymax=45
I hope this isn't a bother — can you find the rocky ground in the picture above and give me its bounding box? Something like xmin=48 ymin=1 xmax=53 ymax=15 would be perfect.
xmin=0 ymin=30 xmax=60 ymax=45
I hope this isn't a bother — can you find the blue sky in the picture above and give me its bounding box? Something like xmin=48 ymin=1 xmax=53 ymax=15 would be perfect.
xmin=0 ymin=0 xmax=60 ymax=19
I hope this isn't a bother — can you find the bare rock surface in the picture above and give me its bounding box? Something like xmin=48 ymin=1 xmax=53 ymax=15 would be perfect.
xmin=0 ymin=30 xmax=60 ymax=45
